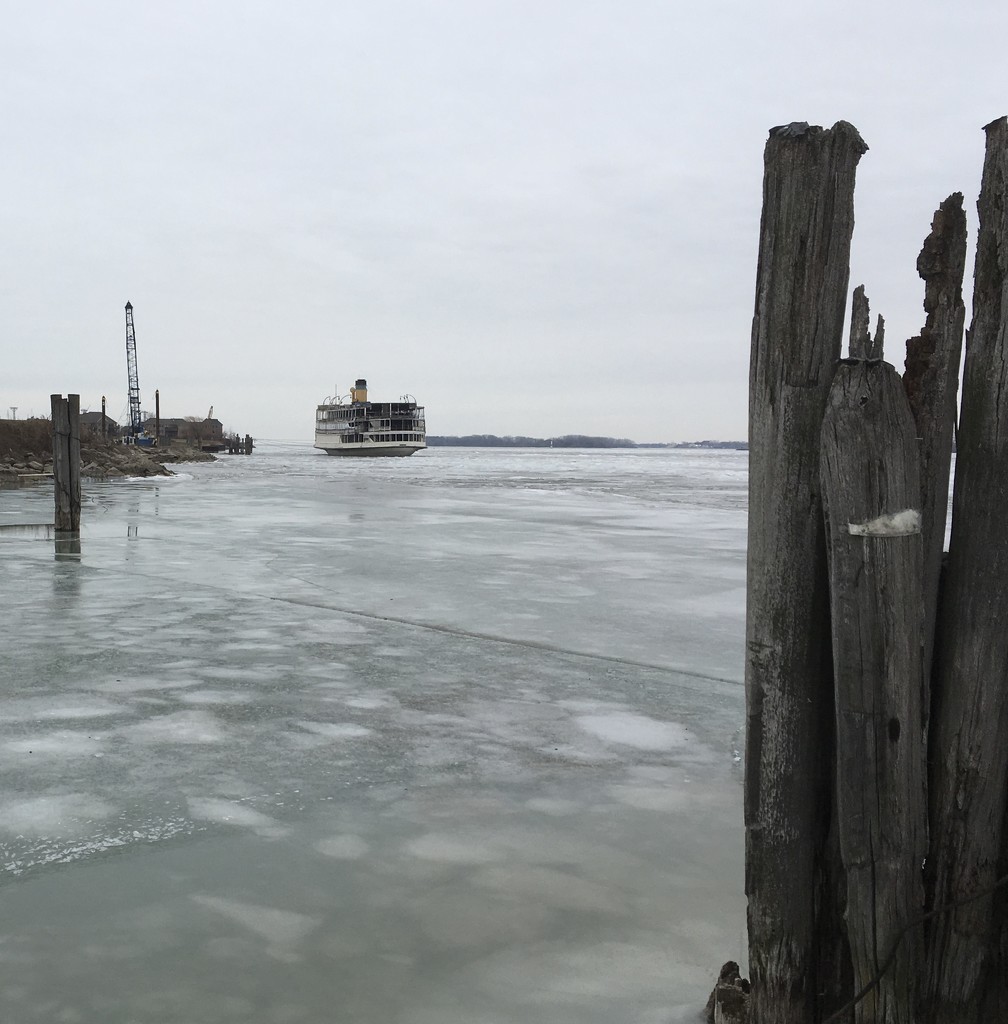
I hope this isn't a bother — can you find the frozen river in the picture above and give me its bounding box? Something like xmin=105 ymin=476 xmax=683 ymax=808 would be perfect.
xmin=1 ymin=444 xmax=748 ymax=1023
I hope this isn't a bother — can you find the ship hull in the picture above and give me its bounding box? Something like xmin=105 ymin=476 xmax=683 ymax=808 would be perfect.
xmin=315 ymin=440 xmax=425 ymax=457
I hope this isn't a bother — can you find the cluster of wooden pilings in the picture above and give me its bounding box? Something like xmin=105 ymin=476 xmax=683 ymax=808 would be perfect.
xmin=736 ymin=118 xmax=1008 ymax=1024
xmin=227 ymin=434 xmax=254 ymax=454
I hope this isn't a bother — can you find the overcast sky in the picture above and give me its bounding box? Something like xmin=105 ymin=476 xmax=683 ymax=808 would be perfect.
xmin=2 ymin=1 xmax=1005 ymax=442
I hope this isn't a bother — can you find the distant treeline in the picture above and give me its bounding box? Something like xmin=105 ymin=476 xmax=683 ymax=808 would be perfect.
xmin=660 ymin=439 xmax=749 ymax=450
xmin=426 ymin=435 xmax=748 ymax=450
xmin=427 ymin=434 xmax=634 ymax=448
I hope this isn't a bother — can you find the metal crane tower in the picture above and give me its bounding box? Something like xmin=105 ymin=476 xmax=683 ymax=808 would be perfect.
xmin=125 ymin=301 xmax=142 ymax=439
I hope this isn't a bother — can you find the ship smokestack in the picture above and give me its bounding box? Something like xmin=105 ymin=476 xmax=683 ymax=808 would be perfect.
xmin=351 ymin=378 xmax=368 ymax=403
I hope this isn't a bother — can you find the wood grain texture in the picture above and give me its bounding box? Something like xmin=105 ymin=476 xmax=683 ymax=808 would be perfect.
xmin=746 ymin=120 xmax=866 ymax=1024
xmin=925 ymin=117 xmax=1008 ymax=1023
xmin=902 ymin=194 xmax=967 ymax=693
xmin=848 ymin=285 xmax=886 ymax=362
xmin=820 ymin=360 xmax=926 ymax=1024
xmin=68 ymin=392 xmax=80 ymax=530
xmin=51 ymin=393 xmax=82 ymax=532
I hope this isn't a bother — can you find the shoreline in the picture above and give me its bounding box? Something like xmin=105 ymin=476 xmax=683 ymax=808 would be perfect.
xmin=0 ymin=419 xmax=217 ymax=486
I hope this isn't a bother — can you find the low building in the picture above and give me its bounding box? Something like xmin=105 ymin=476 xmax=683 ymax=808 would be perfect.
xmin=143 ymin=417 xmax=225 ymax=445
xmin=79 ymin=411 xmax=120 ymax=437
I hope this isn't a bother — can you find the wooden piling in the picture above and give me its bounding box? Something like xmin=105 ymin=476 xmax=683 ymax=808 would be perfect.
xmin=820 ymin=359 xmax=926 ymax=1024
xmin=924 ymin=116 xmax=1008 ymax=1022
xmin=745 ymin=120 xmax=866 ymax=1024
xmin=902 ymin=194 xmax=967 ymax=689
xmin=51 ymin=393 xmax=81 ymax=532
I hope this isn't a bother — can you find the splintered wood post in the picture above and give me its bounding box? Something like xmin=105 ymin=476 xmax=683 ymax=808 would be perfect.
xmin=925 ymin=116 xmax=1008 ymax=1022
xmin=902 ymin=194 xmax=967 ymax=688
xmin=746 ymin=119 xmax=866 ymax=1023
xmin=848 ymin=285 xmax=871 ymax=357
xmin=847 ymin=286 xmax=885 ymax=361
xmin=50 ymin=393 xmax=81 ymax=532
xmin=820 ymin=360 xmax=926 ymax=1024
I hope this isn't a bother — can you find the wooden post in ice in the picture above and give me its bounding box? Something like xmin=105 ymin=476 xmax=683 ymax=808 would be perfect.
xmin=820 ymin=349 xmax=926 ymax=1024
xmin=745 ymin=120 xmax=866 ymax=1023
xmin=51 ymin=393 xmax=81 ymax=532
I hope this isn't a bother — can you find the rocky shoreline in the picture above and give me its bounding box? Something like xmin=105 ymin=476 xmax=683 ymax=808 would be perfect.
xmin=0 ymin=419 xmax=216 ymax=486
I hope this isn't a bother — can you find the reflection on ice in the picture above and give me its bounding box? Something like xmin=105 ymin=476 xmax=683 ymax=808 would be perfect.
xmin=191 ymin=894 xmax=321 ymax=953
xmin=406 ymin=832 xmax=505 ymax=865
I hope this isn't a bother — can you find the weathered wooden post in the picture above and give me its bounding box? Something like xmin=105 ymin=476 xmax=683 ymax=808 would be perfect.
xmin=924 ymin=116 xmax=1008 ymax=1023
xmin=101 ymin=394 xmax=107 ymax=437
xmin=155 ymin=388 xmax=160 ymax=446
xmin=245 ymin=434 xmax=253 ymax=455
xmin=746 ymin=120 xmax=866 ymax=1023
xmin=51 ymin=393 xmax=81 ymax=532
xmin=820 ymin=353 xmax=926 ymax=1024
xmin=902 ymin=194 xmax=967 ymax=686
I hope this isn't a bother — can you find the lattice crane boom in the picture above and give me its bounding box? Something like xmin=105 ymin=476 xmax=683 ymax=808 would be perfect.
xmin=125 ymin=301 xmax=142 ymax=437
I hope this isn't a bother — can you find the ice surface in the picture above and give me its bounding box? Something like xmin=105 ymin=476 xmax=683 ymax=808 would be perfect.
xmin=295 ymin=720 xmax=374 ymax=740
xmin=314 ymin=834 xmax=370 ymax=859
xmin=575 ymin=711 xmax=693 ymax=750
xmin=406 ymin=832 xmax=507 ymax=864
xmin=187 ymin=798 xmax=289 ymax=838
xmin=1 ymin=794 xmax=115 ymax=836
xmin=125 ymin=710 xmax=228 ymax=744
xmin=190 ymin=895 xmax=321 ymax=946
xmin=0 ymin=444 xmax=748 ymax=1023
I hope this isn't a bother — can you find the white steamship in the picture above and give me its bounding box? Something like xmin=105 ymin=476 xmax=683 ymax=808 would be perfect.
xmin=314 ymin=378 xmax=426 ymax=457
